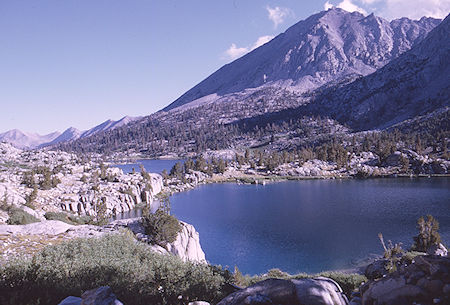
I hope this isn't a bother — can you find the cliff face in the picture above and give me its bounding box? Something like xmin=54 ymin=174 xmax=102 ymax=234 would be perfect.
xmin=167 ymin=221 xmax=207 ymax=263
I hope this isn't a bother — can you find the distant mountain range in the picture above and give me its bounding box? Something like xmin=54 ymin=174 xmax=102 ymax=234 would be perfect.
xmin=0 ymin=130 xmax=61 ymax=150
xmin=0 ymin=116 xmax=142 ymax=149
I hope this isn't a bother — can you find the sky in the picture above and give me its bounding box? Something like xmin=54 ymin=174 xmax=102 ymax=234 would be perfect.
xmin=0 ymin=0 xmax=449 ymax=134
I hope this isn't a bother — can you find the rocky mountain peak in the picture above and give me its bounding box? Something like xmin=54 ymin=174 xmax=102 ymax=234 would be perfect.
xmin=164 ymin=9 xmax=440 ymax=111
xmin=306 ymin=13 xmax=449 ymax=131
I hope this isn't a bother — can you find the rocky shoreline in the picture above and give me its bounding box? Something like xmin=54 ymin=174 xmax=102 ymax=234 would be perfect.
xmin=160 ymin=149 xmax=449 ymax=195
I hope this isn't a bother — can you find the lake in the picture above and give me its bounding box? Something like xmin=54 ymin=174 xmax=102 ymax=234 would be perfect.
xmin=169 ymin=178 xmax=450 ymax=275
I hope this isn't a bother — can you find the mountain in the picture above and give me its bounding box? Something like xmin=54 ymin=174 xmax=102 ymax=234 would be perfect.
xmin=303 ymin=12 xmax=450 ymax=131
xmin=164 ymin=8 xmax=439 ymax=111
xmin=44 ymin=116 xmax=143 ymax=147
xmin=41 ymin=127 xmax=83 ymax=147
xmin=0 ymin=129 xmax=60 ymax=149
xmin=79 ymin=116 xmax=142 ymax=139
xmin=60 ymin=10 xmax=448 ymax=157
xmin=1 ymin=116 xmax=142 ymax=149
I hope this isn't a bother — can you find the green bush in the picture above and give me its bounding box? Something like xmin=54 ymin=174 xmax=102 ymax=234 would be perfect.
xmin=378 ymin=232 xmax=405 ymax=273
xmin=315 ymin=272 xmax=367 ymax=297
xmin=234 ymin=269 xmax=366 ymax=298
xmin=266 ymin=268 xmax=290 ymax=279
xmin=0 ymin=233 xmax=230 ymax=305
xmin=141 ymin=208 xmax=182 ymax=247
xmin=6 ymin=207 xmax=40 ymax=225
xmin=44 ymin=212 xmax=92 ymax=225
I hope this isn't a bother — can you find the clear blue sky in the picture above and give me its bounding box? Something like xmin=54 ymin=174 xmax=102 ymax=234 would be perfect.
xmin=0 ymin=0 xmax=448 ymax=134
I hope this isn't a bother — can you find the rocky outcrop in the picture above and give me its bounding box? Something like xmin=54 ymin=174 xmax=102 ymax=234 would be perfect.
xmin=165 ymin=169 xmax=211 ymax=194
xmin=59 ymin=169 xmax=163 ymax=216
xmin=217 ymin=277 xmax=348 ymax=305
xmin=364 ymin=259 xmax=389 ymax=280
xmin=0 ymin=142 xmax=164 ymax=223
xmin=383 ymin=150 xmax=449 ymax=174
xmin=58 ymin=286 xmax=123 ymax=305
xmin=427 ymin=243 xmax=448 ymax=257
xmin=275 ymin=159 xmax=342 ymax=177
xmin=0 ymin=220 xmax=73 ymax=235
xmin=125 ymin=219 xmax=206 ymax=263
xmin=167 ymin=221 xmax=206 ymax=263
xmin=101 ymin=219 xmax=206 ymax=263
xmin=0 ymin=218 xmax=206 ymax=263
xmin=58 ymin=296 xmax=83 ymax=305
xmin=354 ymin=256 xmax=450 ymax=305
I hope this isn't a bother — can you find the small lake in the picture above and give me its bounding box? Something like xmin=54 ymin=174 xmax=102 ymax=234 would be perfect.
xmin=113 ymin=159 xmax=185 ymax=174
xmin=170 ymin=178 xmax=450 ymax=275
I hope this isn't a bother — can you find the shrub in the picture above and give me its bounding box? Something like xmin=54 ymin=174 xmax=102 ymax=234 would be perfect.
xmin=0 ymin=194 xmax=9 ymax=211
xmin=140 ymin=164 xmax=152 ymax=181
xmin=232 ymin=266 xmax=246 ymax=287
xmin=141 ymin=208 xmax=182 ymax=247
xmin=24 ymin=187 xmax=38 ymax=210
xmin=412 ymin=215 xmax=441 ymax=252
xmin=315 ymin=272 xmax=367 ymax=297
xmin=233 ymin=269 xmax=366 ymax=298
xmin=44 ymin=212 xmax=92 ymax=225
xmin=378 ymin=232 xmax=404 ymax=273
xmin=6 ymin=207 xmax=40 ymax=225
xmin=0 ymin=233 xmax=230 ymax=305
xmin=89 ymin=197 xmax=109 ymax=226
xmin=266 ymin=268 xmax=290 ymax=279
xmin=401 ymin=251 xmax=423 ymax=264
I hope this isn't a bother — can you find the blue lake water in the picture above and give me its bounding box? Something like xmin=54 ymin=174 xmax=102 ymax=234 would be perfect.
xmin=169 ymin=178 xmax=450 ymax=275
xmin=113 ymin=159 xmax=184 ymax=174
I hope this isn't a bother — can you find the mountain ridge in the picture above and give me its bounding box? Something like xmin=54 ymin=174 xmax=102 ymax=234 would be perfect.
xmin=164 ymin=8 xmax=440 ymax=111
xmin=303 ymin=12 xmax=450 ymax=130
xmin=0 ymin=129 xmax=61 ymax=150
xmin=0 ymin=116 xmax=142 ymax=149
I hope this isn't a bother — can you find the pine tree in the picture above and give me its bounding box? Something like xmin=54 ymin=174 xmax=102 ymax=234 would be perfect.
xmin=412 ymin=215 xmax=441 ymax=252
